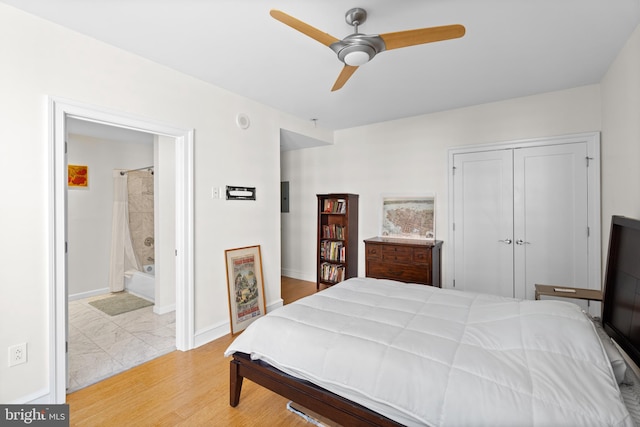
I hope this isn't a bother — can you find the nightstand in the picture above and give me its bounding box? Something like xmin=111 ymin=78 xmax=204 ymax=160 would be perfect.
xmin=534 ymin=284 xmax=603 ymax=302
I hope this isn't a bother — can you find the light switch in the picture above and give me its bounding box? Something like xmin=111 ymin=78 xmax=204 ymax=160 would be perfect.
xmin=212 ymin=186 xmax=222 ymax=199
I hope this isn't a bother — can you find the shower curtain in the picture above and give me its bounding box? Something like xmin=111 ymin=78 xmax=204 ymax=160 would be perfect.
xmin=108 ymin=170 xmax=141 ymax=292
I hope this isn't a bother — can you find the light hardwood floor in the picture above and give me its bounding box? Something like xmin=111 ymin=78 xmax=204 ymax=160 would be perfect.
xmin=67 ymin=277 xmax=318 ymax=426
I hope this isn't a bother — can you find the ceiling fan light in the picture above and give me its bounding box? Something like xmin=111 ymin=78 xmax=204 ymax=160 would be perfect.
xmin=344 ymin=50 xmax=371 ymax=66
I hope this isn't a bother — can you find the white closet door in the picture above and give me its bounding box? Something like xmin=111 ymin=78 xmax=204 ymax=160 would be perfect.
xmin=513 ymin=143 xmax=589 ymax=300
xmin=453 ymin=150 xmax=514 ymax=297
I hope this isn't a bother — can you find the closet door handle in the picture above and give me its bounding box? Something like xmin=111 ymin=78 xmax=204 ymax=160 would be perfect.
xmin=498 ymin=238 xmax=512 ymax=245
xmin=516 ymin=239 xmax=530 ymax=245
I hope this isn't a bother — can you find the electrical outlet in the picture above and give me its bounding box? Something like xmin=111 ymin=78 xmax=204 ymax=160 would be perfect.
xmin=8 ymin=343 xmax=27 ymax=367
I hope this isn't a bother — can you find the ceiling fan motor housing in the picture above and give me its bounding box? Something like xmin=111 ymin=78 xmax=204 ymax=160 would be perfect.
xmin=330 ymin=34 xmax=386 ymax=66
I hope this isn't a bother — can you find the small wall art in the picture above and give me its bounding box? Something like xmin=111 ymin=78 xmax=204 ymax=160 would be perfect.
xmin=68 ymin=164 xmax=88 ymax=188
xmin=225 ymin=245 xmax=266 ymax=334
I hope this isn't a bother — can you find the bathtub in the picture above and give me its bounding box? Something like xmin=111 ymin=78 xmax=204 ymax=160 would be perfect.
xmin=124 ymin=265 xmax=155 ymax=302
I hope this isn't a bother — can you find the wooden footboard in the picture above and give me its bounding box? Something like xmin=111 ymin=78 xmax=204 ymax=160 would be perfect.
xmin=230 ymin=352 xmax=402 ymax=426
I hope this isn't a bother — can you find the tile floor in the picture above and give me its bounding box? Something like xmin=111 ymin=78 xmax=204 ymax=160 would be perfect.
xmin=67 ymin=293 xmax=176 ymax=393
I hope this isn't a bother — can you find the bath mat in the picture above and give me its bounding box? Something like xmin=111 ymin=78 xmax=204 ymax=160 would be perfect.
xmin=89 ymin=293 xmax=152 ymax=316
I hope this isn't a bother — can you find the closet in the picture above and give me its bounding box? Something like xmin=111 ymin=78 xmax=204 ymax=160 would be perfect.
xmin=448 ymin=133 xmax=600 ymax=300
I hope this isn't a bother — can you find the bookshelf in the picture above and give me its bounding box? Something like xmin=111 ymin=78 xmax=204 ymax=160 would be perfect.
xmin=317 ymin=193 xmax=359 ymax=289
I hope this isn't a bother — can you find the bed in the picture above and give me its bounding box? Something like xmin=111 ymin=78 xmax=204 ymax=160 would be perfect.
xmin=225 ymin=215 xmax=640 ymax=426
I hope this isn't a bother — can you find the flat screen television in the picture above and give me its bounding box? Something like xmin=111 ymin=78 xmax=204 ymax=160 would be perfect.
xmin=602 ymin=215 xmax=640 ymax=368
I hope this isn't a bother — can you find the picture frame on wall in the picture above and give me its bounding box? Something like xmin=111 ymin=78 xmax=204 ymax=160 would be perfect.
xmin=225 ymin=245 xmax=266 ymax=334
xmin=68 ymin=164 xmax=89 ymax=188
xmin=380 ymin=194 xmax=435 ymax=240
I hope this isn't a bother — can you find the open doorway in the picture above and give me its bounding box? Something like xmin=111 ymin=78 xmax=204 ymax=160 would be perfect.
xmin=279 ymin=128 xmax=330 ymax=285
xmin=48 ymin=97 xmax=195 ymax=403
xmin=65 ymin=119 xmax=176 ymax=392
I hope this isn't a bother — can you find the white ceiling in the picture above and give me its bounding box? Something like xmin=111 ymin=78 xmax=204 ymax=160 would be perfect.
xmin=4 ymin=0 xmax=639 ymax=131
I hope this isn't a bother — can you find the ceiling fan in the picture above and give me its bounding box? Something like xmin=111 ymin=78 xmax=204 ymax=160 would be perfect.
xmin=270 ymin=8 xmax=466 ymax=91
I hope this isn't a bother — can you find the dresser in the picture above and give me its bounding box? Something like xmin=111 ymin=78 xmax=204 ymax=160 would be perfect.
xmin=364 ymin=237 xmax=443 ymax=287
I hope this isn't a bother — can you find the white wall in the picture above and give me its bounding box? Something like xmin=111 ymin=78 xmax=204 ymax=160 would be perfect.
xmin=0 ymin=4 xmax=327 ymax=403
xmin=601 ymin=23 xmax=640 ymax=250
xmin=67 ymin=133 xmax=154 ymax=298
xmin=281 ymin=85 xmax=603 ymax=284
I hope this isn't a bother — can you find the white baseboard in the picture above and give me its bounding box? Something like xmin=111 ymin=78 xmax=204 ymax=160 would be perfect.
xmin=281 ymin=268 xmax=315 ymax=283
xmin=267 ymin=299 xmax=284 ymax=312
xmin=7 ymin=387 xmax=52 ymax=404
xmin=68 ymin=288 xmax=109 ymax=301
xmin=193 ymin=299 xmax=284 ymax=349
xmin=154 ymin=303 xmax=176 ymax=315
xmin=194 ymin=321 xmax=229 ymax=348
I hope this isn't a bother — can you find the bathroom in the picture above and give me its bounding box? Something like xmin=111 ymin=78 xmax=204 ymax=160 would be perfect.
xmin=65 ymin=120 xmax=176 ymax=310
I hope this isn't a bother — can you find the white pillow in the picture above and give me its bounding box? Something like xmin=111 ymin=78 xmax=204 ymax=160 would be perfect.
xmin=592 ymin=317 xmax=627 ymax=384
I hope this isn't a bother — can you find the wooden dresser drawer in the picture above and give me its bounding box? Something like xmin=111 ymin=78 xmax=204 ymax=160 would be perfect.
xmin=413 ymin=248 xmax=431 ymax=263
xmin=366 ymin=245 xmax=381 ymax=259
xmin=367 ymin=262 xmax=430 ymax=284
xmin=381 ymin=245 xmax=413 ymax=262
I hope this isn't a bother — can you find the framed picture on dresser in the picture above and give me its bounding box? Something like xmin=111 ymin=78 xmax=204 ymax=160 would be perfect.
xmin=380 ymin=194 xmax=435 ymax=240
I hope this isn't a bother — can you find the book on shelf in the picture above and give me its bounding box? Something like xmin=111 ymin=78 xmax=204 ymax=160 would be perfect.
xmin=322 ymin=199 xmax=347 ymax=214
xmin=320 ymin=262 xmax=345 ymax=283
xmin=320 ymin=240 xmax=345 ymax=261
xmin=322 ymin=224 xmax=345 ymax=239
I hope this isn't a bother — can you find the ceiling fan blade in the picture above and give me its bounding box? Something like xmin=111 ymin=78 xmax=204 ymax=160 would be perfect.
xmin=270 ymin=9 xmax=340 ymax=47
xmin=380 ymin=24 xmax=466 ymax=50
xmin=331 ymin=65 xmax=359 ymax=91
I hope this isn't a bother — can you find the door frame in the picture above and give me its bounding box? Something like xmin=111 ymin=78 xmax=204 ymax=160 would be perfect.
xmin=447 ymin=132 xmax=601 ymax=292
xmin=47 ymin=97 xmax=195 ymax=403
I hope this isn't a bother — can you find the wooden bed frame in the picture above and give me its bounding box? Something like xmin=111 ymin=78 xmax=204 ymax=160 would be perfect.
xmin=230 ymin=352 xmax=402 ymax=426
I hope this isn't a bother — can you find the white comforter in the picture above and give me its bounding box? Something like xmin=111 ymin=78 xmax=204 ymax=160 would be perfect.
xmin=225 ymin=277 xmax=632 ymax=426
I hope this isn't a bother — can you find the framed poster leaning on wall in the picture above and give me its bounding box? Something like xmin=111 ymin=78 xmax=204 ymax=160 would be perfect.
xmin=225 ymin=245 xmax=266 ymax=334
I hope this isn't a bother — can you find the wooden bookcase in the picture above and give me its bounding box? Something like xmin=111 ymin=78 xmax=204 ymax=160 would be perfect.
xmin=317 ymin=194 xmax=359 ymax=289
